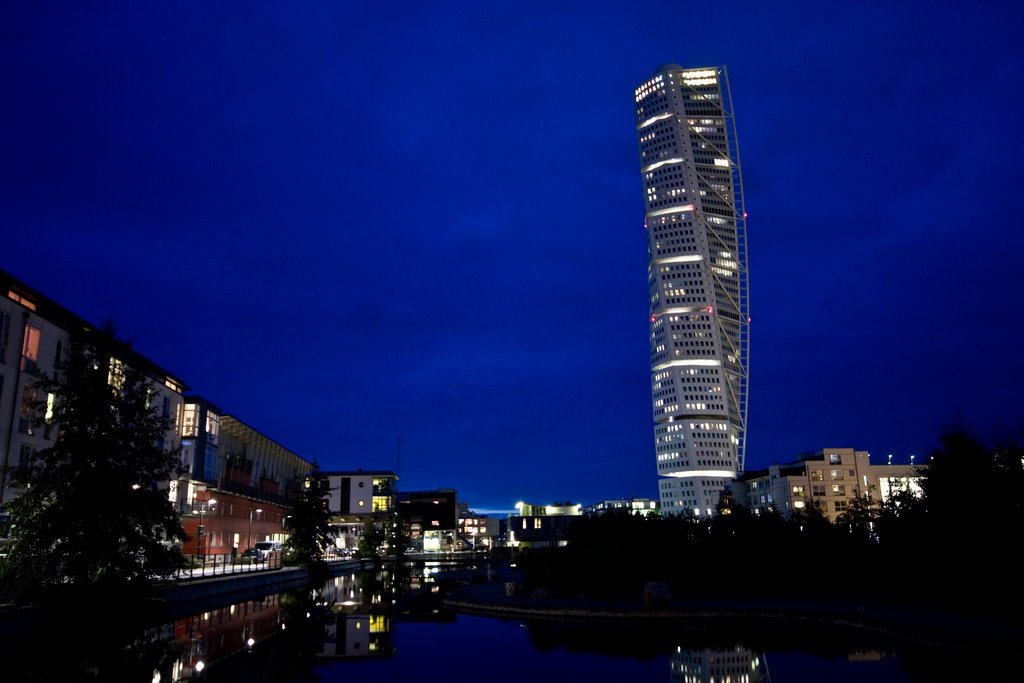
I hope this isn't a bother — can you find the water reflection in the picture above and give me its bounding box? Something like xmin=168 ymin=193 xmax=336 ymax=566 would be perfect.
xmin=162 ymin=568 xmax=401 ymax=679
xmin=169 ymin=594 xmax=286 ymax=680
xmin=315 ymin=571 xmax=394 ymax=657
xmin=670 ymin=647 xmax=766 ymax=683
xmin=30 ymin=564 xmax=1005 ymax=683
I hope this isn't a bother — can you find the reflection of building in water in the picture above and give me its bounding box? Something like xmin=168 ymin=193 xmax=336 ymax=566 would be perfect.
xmin=316 ymin=569 xmax=395 ymax=657
xmin=395 ymin=561 xmax=455 ymax=621
xmin=848 ymin=650 xmax=885 ymax=662
xmin=169 ymin=595 xmax=284 ymax=681
xmin=322 ymin=613 xmax=392 ymax=657
xmin=671 ymin=646 xmax=767 ymax=683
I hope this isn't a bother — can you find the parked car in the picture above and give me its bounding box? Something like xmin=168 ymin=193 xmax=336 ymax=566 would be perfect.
xmin=241 ymin=547 xmax=266 ymax=562
xmin=254 ymin=541 xmax=282 ymax=555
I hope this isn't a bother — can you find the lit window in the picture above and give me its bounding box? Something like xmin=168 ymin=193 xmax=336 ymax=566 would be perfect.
xmin=107 ymin=358 xmax=126 ymax=390
xmin=205 ymin=411 xmax=220 ymax=445
xmin=21 ymin=324 xmax=40 ymax=371
xmin=7 ymin=290 xmax=37 ymax=311
xmin=182 ymin=404 xmax=199 ymax=437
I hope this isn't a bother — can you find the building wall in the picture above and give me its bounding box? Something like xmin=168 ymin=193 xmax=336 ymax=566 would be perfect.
xmin=178 ymin=401 xmax=313 ymax=556
xmin=0 ymin=270 xmax=322 ymax=560
xmin=0 ymin=271 xmax=186 ymax=506
xmin=635 ymin=65 xmax=750 ymax=516
xmin=734 ymin=448 xmax=920 ymax=522
xmin=323 ymin=471 xmax=398 ymax=551
xmin=328 ymin=473 xmax=372 ymax=514
xmin=0 ymin=290 xmax=71 ymax=504
xmin=398 ymin=490 xmax=457 ymax=551
xmin=584 ymin=498 xmax=660 ymax=517
xmin=507 ymin=501 xmax=582 ymax=548
xmin=458 ymin=514 xmax=500 ymax=548
xmin=179 ymin=490 xmax=289 ymax=557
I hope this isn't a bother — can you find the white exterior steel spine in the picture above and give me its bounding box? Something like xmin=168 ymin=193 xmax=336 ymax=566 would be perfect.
xmin=634 ymin=64 xmax=749 ymax=516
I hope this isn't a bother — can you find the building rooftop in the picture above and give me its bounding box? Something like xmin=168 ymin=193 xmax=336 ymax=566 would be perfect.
xmin=320 ymin=469 xmax=398 ymax=478
xmin=2 ymin=268 xmax=189 ymax=390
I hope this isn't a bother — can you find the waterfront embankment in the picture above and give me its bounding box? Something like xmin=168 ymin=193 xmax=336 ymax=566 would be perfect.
xmin=161 ymin=558 xmax=362 ymax=617
xmin=441 ymin=569 xmax=1023 ymax=657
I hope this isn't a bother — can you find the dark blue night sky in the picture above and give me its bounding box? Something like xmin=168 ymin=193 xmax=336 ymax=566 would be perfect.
xmin=3 ymin=1 xmax=1022 ymax=511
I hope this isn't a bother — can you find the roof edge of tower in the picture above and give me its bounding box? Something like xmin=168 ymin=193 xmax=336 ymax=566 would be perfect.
xmin=656 ymin=63 xmax=685 ymax=74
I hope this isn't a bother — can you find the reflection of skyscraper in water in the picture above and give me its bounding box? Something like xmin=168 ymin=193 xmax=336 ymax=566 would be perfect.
xmin=671 ymin=647 xmax=767 ymax=683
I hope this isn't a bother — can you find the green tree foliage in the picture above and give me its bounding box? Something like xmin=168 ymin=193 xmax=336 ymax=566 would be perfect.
xmin=0 ymin=336 xmax=185 ymax=601
xmin=284 ymin=469 xmax=333 ymax=567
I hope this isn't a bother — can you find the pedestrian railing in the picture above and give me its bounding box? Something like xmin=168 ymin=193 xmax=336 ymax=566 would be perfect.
xmin=179 ymin=551 xmax=282 ymax=579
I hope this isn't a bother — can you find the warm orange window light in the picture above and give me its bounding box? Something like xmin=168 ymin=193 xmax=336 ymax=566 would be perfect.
xmin=21 ymin=324 xmax=40 ymax=370
xmin=7 ymin=290 xmax=37 ymax=311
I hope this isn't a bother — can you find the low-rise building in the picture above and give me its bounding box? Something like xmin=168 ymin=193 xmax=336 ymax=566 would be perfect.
xmin=397 ymin=489 xmax=457 ymax=553
xmin=0 ymin=270 xmax=320 ymax=565
xmin=507 ymin=501 xmax=582 ymax=548
xmin=0 ymin=269 xmax=187 ymax=507
xmin=322 ymin=470 xmax=398 ymax=552
xmin=457 ymin=504 xmax=501 ymax=549
xmin=732 ymin=447 xmax=920 ymax=521
xmin=178 ymin=398 xmax=314 ymax=560
xmin=583 ymin=498 xmax=660 ymax=517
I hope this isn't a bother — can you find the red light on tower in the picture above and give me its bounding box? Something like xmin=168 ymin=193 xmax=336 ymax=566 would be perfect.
xmin=706 ymin=306 xmax=714 ymax=315
xmin=742 ymin=211 xmax=748 ymax=219
xmin=649 ymin=314 xmax=658 ymax=323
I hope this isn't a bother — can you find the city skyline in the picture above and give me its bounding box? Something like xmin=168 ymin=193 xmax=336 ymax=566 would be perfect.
xmin=636 ymin=65 xmax=750 ymax=515
xmin=3 ymin=2 xmax=1023 ymax=509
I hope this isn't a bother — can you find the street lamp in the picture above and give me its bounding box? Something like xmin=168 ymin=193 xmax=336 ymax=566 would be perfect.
xmin=197 ymin=498 xmax=217 ymax=564
xmin=247 ymin=507 xmax=264 ymax=552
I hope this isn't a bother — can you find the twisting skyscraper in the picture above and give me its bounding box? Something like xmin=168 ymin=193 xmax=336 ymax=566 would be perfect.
xmin=634 ymin=64 xmax=749 ymax=516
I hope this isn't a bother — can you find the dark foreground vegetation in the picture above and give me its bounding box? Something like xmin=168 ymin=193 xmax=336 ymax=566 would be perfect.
xmin=520 ymin=427 xmax=1023 ymax=621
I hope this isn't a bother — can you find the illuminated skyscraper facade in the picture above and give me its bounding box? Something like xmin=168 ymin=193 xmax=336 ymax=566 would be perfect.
xmin=634 ymin=64 xmax=749 ymax=516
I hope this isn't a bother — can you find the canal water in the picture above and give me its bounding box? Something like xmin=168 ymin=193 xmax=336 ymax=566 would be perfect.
xmin=2 ymin=563 xmax=1012 ymax=681
xmin=165 ymin=564 xmax=1013 ymax=683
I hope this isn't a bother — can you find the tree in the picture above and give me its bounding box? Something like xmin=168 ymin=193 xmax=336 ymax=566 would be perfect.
xmin=0 ymin=335 xmax=185 ymax=601
xmin=284 ymin=469 xmax=333 ymax=566
xmin=835 ymin=485 xmax=879 ymax=543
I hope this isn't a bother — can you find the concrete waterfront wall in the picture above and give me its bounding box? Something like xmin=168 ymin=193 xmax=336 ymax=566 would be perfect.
xmin=161 ymin=560 xmax=362 ymax=617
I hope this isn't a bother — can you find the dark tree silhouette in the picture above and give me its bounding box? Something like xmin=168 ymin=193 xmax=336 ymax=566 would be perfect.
xmin=284 ymin=468 xmax=333 ymax=567
xmin=0 ymin=335 xmax=185 ymax=602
